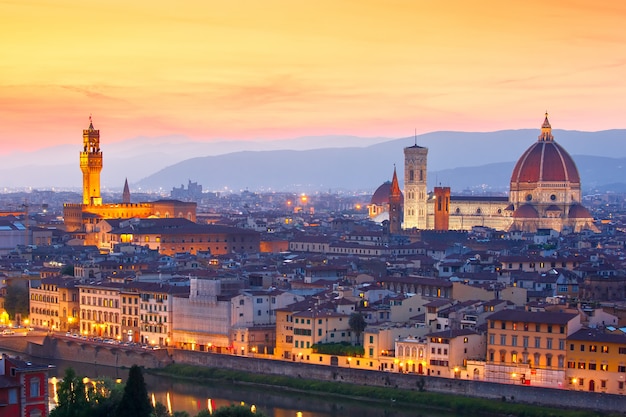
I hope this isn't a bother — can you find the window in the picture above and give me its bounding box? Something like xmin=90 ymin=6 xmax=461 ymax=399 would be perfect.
xmin=602 ymin=345 xmax=609 ymax=353
xmin=535 ymin=324 xmax=541 ymax=332
xmin=369 ymin=335 xmax=374 ymax=343
xmin=534 ymin=337 xmax=541 ymax=349
xmin=600 ymin=364 xmax=609 ymax=371
xmin=500 ymin=335 xmax=506 ymax=346
xmin=511 ymin=336 xmax=518 ymax=347
xmin=501 ymin=322 xmax=506 ymax=330
xmin=578 ymin=362 xmax=586 ymax=369
xmin=619 ymin=347 xmax=626 ymax=355
xmin=567 ymin=361 xmax=576 ymax=369
xmin=30 ymin=377 xmax=40 ymax=397
xmin=523 ymin=337 xmax=529 ymax=348
xmin=589 ymin=363 xmax=597 ymax=370
xmin=547 ymin=325 xmax=553 ymax=333
xmin=581 ymin=344 xmax=585 ymax=352
xmin=619 ymin=365 xmax=626 ymax=373
xmin=8 ymin=388 xmax=17 ymax=404
xmin=590 ymin=345 xmax=597 ymax=352
xmin=546 ymin=338 xmax=553 ymax=349
xmin=489 ymin=334 xmax=495 ymax=345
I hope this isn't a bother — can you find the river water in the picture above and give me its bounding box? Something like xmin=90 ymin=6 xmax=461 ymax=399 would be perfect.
xmin=37 ymin=356 xmax=453 ymax=417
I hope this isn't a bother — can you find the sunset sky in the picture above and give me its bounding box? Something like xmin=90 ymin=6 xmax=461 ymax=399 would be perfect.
xmin=1 ymin=0 xmax=625 ymax=153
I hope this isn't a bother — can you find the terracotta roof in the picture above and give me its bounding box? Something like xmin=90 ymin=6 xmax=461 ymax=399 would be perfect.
xmin=513 ymin=204 xmax=539 ymax=219
xmin=510 ymin=115 xmax=580 ymax=184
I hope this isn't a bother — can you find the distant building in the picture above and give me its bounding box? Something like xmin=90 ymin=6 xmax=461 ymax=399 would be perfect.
xmin=171 ymin=180 xmax=203 ymax=202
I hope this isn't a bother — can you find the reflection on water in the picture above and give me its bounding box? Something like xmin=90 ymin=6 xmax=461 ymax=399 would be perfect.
xmin=40 ymin=356 xmax=451 ymax=417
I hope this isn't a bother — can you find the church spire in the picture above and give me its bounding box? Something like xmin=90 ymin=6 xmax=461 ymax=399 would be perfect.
xmin=538 ymin=111 xmax=554 ymax=142
xmin=122 ymin=178 xmax=131 ymax=204
xmin=390 ymin=164 xmax=401 ymax=198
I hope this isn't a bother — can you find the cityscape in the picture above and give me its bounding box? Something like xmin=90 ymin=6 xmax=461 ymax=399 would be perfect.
xmin=2 ymin=1 xmax=626 ymax=416
xmin=1 ymin=114 xmax=626 ymax=416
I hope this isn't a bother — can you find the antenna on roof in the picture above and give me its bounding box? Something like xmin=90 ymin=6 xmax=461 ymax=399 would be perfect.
xmin=414 ymin=128 xmax=417 ymax=146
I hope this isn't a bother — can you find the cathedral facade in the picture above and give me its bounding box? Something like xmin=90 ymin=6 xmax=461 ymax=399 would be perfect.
xmin=63 ymin=119 xmax=196 ymax=234
xmin=397 ymin=114 xmax=597 ymax=233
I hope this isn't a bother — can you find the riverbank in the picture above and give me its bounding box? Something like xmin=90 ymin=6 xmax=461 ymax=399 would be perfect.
xmin=149 ymin=363 xmax=615 ymax=417
xmin=2 ymin=335 xmax=624 ymax=416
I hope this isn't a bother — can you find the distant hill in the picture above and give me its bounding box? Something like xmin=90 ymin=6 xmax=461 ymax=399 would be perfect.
xmin=1 ymin=129 xmax=625 ymax=192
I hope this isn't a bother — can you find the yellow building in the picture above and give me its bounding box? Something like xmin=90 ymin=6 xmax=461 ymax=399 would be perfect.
xmin=275 ymin=303 xmax=351 ymax=362
xmin=29 ymin=276 xmax=80 ymax=333
xmin=565 ymin=328 xmax=626 ymax=395
xmin=485 ymin=309 xmax=582 ymax=389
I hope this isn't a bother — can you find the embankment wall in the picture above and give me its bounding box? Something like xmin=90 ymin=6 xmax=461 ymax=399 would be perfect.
xmin=171 ymin=349 xmax=626 ymax=413
xmin=2 ymin=336 xmax=624 ymax=413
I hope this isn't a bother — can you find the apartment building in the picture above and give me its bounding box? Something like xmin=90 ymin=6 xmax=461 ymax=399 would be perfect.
xmin=565 ymin=327 xmax=626 ymax=395
xmin=29 ymin=276 xmax=80 ymax=333
xmin=485 ymin=309 xmax=582 ymax=388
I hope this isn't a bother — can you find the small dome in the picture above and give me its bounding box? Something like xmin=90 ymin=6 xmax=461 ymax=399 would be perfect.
xmin=371 ymin=182 xmax=404 ymax=205
xmin=513 ymin=204 xmax=539 ymax=219
xmin=568 ymin=204 xmax=593 ymax=219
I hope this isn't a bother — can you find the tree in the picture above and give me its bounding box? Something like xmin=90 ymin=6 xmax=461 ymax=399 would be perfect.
xmin=3 ymin=284 xmax=29 ymax=320
xmin=349 ymin=313 xmax=367 ymax=345
xmin=61 ymin=264 xmax=75 ymax=276
xmin=50 ymin=368 xmax=89 ymax=417
xmin=116 ymin=365 xmax=152 ymax=417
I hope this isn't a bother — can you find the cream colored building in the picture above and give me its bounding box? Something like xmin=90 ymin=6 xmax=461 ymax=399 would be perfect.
xmin=78 ymin=282 xmax=122 ymax=339
xmin=29 ymin=276 xmax=80 ymax=333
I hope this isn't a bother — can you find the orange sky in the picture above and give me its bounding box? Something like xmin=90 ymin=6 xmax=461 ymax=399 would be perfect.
xmin=1 ymin=0 xmax=625 ymax=153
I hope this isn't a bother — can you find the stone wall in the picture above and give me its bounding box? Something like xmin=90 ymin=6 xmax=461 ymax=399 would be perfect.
xmin=171 ymin=350 xmax=626 ymax=413
xmin=3 ymin=336 xmax=624 ymax=413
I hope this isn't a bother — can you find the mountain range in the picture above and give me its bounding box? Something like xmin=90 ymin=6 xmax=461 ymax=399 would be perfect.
xmin=1 ymin=129 xmax=625 ymax=194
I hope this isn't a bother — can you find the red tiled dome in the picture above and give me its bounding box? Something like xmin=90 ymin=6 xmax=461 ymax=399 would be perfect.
xmin=510 ymin=115 xmax=580 ymax=185
xmin=513 ymin=204 xmax=539 ymax=218
xmin=568 ymin=204 xmax=593 ymax=219
xmin=371 ymin=181 xmax=404 ymax=205
xmin=371 ymin=182 xmax=391 ymax=205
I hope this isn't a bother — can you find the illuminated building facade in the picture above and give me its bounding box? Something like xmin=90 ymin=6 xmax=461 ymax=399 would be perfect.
xmin=485 ymin=309 xmax=582 ymax=388
xmin=29 ymin=276 xmax=80 ymax=333
xmin=63 ymin=119 xmax=197 ymax=235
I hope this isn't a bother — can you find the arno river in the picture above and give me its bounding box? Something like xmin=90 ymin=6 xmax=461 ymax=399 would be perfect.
xmin=34 ymin=355 xmax=454 ymax=417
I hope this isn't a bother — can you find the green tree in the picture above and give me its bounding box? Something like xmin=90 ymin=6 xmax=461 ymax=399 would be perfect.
xmin=153 ymin=402 xmax=169 ymax=417
xmin=3 ymin=284 xmax=29 ymax=320
xmin=348 ymin=312 xmax=367 ymax=345
xmin=50 ymin=368 xmax=89 ymax=417
xmin=117 ymin=365 xmax=153 ymax=417
xmin=61 ymin=264 xmax=75 ymax=276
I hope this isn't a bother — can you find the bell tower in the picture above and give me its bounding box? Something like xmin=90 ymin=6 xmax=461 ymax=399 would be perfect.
xmin=80 ymin=117 xmax=103 ymax=206
xmin=403 ymin=142 xmax=428 ymax=229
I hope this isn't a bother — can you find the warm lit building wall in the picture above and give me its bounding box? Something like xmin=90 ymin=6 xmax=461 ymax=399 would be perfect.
xmin=485 ymin=310 xmax=582 ymax=389
xmin=78 ymin=283 xmax=122 ymax=339
xmin=565 ymin=329 xmax=626 ymax=395
xmin=120 ymin=290 xmax=140 ymax=343
xmin=29 ymin=277 xmax=80 ymax=332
